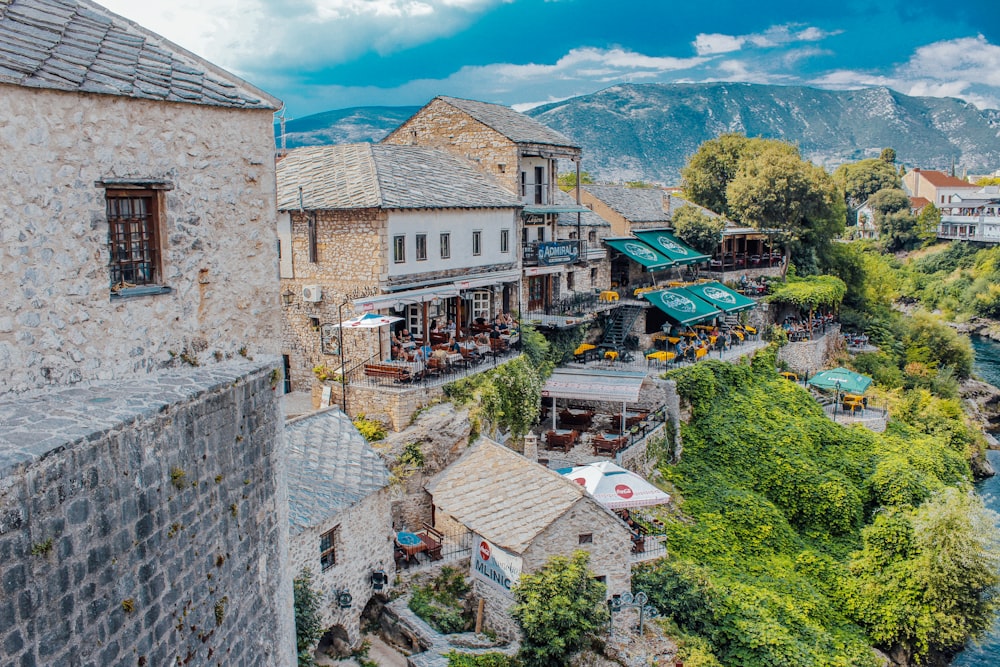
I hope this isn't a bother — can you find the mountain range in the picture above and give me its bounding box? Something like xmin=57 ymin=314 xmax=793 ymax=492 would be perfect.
xmin=277 ymin=83 xmax=1000 ymax=184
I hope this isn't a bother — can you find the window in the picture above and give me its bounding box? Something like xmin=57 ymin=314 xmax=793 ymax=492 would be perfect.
xmin=590 ymin=267 xmax=598 ymax=284
xmin=107 ymin=189 xmax=161 ymax=288
xmin=440 ymin=233 xmax=450 ymax=259
xmin=472 ymin=291 xmax=491 ymax=319
xmin=566 ymin=272 xmax=575 ymax=291
xmin=472 ymin=230 xmax=482 ymax=256
xmin=320 ymin=526 xmax=339 ymax=571
xmin=536 ymin=227 xmax=544 ymax=242
xmin=578 ymin=533 xmax=593 ymax=545
xmin=500 ymin=229 xmax=509 ymax=253
xmin=393 ymin=235 xmax=406 ymax=263
xmin=416 ymin=234 xmax=427 ymax=261
xmin=588 ymin=230 xmax=597 ymax=243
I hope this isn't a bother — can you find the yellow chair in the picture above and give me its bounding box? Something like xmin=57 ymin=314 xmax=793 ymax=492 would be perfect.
xmin=599 ymin=290 xmax=620 ymax=302
xmin=604 ymin=350 xmax=618 ymax=361
xmin=744 ymin=326 xmax=757 ymax=335
xmin=695 ymin=348 xmax=708 ymax=359
xmin=666 ymin=336 xmax=681 ymax=345
xmin=779 ymin=371 xmax=799 ymax=382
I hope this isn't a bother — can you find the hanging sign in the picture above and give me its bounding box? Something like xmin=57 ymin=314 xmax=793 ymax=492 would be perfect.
xmin=471 ymin=536 xmax=522 ymax=596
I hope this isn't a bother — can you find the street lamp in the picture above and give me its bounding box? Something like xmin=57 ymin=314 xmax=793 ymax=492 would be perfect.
xmin=607 ymin=591 xmax=658 ymax=635
xmin=833 ymin=379 xmax=841 ymax=422
xmin=317 ymin=298 xmax=351 ymax=412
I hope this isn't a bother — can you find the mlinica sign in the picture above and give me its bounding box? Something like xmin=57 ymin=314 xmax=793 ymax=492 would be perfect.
xmin=471 ymin=537 xmax=522 ymax=596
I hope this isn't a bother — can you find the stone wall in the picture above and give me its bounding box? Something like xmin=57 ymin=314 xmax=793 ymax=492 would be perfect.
xmin=288 ymin=488 xmax=394 ymax=647
xmin=0 ymin=86 xmax=280 ymax=394
xmin=382 ymin=99 xmax=522 ymax=196
xmin=280 ymin=208 xmax=386 ymax=393
xmin=473 ymin=578 xmax=521 ymax=641
xmin=523 ymin=500 xmax=632 ymax=597
xmin=0 ymin=357 xmax=294 ymax=667
xmin=312 ymin=383 xmax=447 ymax=432
xmin=776 ymin=325 xmax=842 ymax=375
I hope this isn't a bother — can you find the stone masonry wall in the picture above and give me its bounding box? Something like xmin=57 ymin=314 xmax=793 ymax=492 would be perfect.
xmin=776 ymin=325 xmax=841 ymax=375
xmin=346 ymin=384 xmax=446 ymax=432
xmin=0 ymin=357 xmax=294 ymax=667
xmin=523 ymin=501 xmax=632 ymax=597
xmin=0 ymin=85 xmax=280 ymax=394
xmin=288 ymin=488 xmax=394 ymax=647
xmin=281 ymin=208 xmax=386 ymax=393
xmin=382 ymin=99 xmax=521 ymax=196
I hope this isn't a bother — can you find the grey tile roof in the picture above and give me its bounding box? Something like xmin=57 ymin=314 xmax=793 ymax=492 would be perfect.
xmin=276 ymin=143 xmax=522 ymax=211
xmin=438 ymin=96 xmax=580 ymax=151
xmin=583 ymin=185 xmax=670 ymax=223
xmin=0 ymin=0 xmax=279 ymax=109
xmin=425 ymin=438 xmax=586 ymax=553
xmin=666 ymin=194 xmax=722 ymax=220
xmin=554 ymin=189 xmax=609 ymax=228
xmin=285 ymin=408 xmax=391 ymax=535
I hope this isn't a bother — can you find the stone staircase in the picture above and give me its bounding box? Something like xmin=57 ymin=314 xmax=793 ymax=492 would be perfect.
xmin=600 ymin=304 xmax=643 ymax=351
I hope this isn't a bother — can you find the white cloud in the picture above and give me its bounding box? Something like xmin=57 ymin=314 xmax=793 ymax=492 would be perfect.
xmin=809 ymin=35 xmax=1000 ymax=109
xmin=693 ymin=23 xmax=840 ymax=56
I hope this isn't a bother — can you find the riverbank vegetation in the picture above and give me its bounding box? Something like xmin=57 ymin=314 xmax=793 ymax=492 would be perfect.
xmin=640 ymin=348 xmax=999 ymax=666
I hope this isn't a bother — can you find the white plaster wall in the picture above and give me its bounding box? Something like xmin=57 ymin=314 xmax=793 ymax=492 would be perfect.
xmin=519 ymin=156 xmax=551 ymax=205
xmin=0 ymin=85 xmax=280 ymax=394
xmin=385 ymin=209 xmax=517 ymax=276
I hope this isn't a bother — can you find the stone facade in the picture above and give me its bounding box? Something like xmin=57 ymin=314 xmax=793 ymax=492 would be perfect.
xmin=777 ymin=325 xmax=842 ymax=375
xmin=0 ymin=358 xmax=294 ymax=667
xmin=383 ymin=99 xmax=522 ymax=195
xmin=0 ymin=85 xmax=280 ymax=395
xmin=288 ymin=488 xmax=394 ymax=646
xmin=281 ymin=208 xmax=386 ymax=393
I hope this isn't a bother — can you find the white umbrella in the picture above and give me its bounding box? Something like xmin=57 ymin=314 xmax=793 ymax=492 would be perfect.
xmin=560 ymin=461 xmax=671 ymax=509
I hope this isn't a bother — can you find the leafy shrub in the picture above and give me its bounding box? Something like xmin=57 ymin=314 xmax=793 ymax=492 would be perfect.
xmin=352 ymin=414 xmax=388 ymax=442
xmin=445 ymin=652 xmax=518 ymax=667
xmin=409 ymin=567 xmax=472 ymax=634
xmin=294 ymin=569 xmax=324 ymax=667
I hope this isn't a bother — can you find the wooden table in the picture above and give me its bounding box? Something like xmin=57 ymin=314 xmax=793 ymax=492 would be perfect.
xmin=646 ymin=350 xmax=675 ymax=365
xmin=545 ymin=429 xmax=578 ymax=453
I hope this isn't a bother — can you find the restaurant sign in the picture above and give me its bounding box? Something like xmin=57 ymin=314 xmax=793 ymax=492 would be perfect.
xmin=471 ymin=536 xmax=522 ymax=596
xmin=537 ymin=240 xmax=579 ymax=266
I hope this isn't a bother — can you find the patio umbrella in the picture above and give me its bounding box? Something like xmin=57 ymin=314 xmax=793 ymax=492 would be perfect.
xmin=807 ymin=367 xmax=872 ymax=395
xmin=558 ymin=461 xmax=671 ymax=509
xmin=327 ymin=312 xmax=404 ymax=360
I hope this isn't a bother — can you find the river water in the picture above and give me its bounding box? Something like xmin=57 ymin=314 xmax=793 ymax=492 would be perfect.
xmin=951 ymin=336 xmax=1000 ymax=666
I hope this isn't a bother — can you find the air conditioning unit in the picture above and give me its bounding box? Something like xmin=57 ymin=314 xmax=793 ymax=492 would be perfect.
xmin=301 ymin=285 xmax=322 ymax=303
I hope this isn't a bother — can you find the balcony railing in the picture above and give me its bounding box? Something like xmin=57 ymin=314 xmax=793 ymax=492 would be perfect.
xmin=937 ymin=224 xmax=1000 ymax=243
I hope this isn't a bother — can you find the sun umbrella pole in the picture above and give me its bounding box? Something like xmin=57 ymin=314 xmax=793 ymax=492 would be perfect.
xmin=552 ymin=396 xmax=557 ymax=431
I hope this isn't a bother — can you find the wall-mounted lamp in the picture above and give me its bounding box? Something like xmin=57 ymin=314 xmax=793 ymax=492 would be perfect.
xmin=393 ymin=303 xmax=406 ymax=313
xmin=281 ymin=290 xmax=295 ymax=306
xmin=431 ymin=297 xmax=442 ymax=307
xmin=334 ymin=590 xmax=353 ymax=609
xmin=370 ymin=570 xmax=388 ymax=591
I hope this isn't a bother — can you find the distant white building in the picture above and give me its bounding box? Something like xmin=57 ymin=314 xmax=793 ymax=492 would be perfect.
xmin=938 ymin=186 xmax=1000 ymax=243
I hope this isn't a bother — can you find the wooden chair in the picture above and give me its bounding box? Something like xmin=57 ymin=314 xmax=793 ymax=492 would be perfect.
xmin=545 ymin=430 xmax=578 ymax=453
xmin=417 ymin=523 xmax=443 ymax=561
xmin=593 ymin=434 xmax=625 ymax=456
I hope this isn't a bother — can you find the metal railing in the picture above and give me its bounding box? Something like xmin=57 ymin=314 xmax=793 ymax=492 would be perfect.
xmin=346 ymin=346 xmax=520 ymax=392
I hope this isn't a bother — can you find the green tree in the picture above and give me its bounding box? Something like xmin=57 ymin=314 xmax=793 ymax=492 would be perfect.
xmin=294 ymin=569 xmax=325 ymax=667
xmin=681 ymin=134 xmax=796 ymax=217
xmin=868 ymin=188 xmax=919 ymax=251
xmin=480 ymin=355 xmax=543 ymax=441
xmin=832 ymin=158 xmax=902 ymax=210
xmin=915 ymin=202 xmax=942 ymax=245
xmin=726 ymin=144 xmax=845 ymax=273
xmin=672 ymin=205 xmax=726 ymax=255
xmin=511 ymin=551 xmax=608 ymax=667
xmin=557 ymin=171 xmax=594 ymax=192
xmin=976 ymin=176 xmax=1000 ymax=186
xmin=880 ymin=147 xmax=897 ymax=164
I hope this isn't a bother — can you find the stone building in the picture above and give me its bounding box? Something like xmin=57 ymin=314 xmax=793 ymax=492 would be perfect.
xmin=285 ymin=408 xmax=393 ymax=655
xmin=275 ymin=143 xmax=522 ymax=405
xmin=0 ymin=1 xmax=294 ymax=665
xmin=902 ymin=168 xmax=978 ymax=207
xmin=382 ymin=96 xmax=596 ymax=314
xmin=425 ymin=438 xmax=632 ymax=638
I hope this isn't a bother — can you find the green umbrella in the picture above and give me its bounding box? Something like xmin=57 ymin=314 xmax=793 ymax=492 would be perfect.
xmin=807 ymin=367 xmax=872 ymax=395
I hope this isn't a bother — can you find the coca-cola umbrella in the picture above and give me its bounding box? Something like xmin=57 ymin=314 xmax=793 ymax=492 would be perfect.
xmin=559 ymin=461 xmax=671 ymax=509
xmin=327 ymin=312 xmax=404 ymax=359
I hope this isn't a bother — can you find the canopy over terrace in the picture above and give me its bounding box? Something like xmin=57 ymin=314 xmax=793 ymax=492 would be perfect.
xmin=633 ymin=229 xmax=710 ymax=266
xmin=541 ymin=367 xmax=646 ymax=433
xmin=642 ymin=287 xmax=722 ymax=326
xmin=808 ymin=367 xmax=872 ymax=395
xmin=604 ymin=238 xmax=674 ymax=272
xmin=684 ymin=281 xmax=757 ymax=314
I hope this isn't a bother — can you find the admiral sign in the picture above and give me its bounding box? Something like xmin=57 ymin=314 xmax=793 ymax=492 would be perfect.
xmin=471 ymin=536 xmax=522 ymax=596
xmin=537 ymin=241 xmax=579 ymax=266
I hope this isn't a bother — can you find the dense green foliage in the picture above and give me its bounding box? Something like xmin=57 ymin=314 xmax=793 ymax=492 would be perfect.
xmin=556 ymin=170 xmax=594 ymax=191
xmin=444 ymin=354 xmax=544 ymax=441
xmin=672 ymin=205 xmax=727 ymax=255
xmin=409 ymin=566 xmax=473 ymax=634
xmin=511 ymin=551 xmax=608 ymax=667
xmin=832 ymin=156 xmax=901 ymax=210
xmin=896 ymin=242 xmax=1000 ymax=321
xmin=767 ymin=274 xmax=847 ymax=312
xmin=352 ymin=413 xmax=388 ymax=441
xmin=641 ymin=347 xmax=998 ymax=665
xmin=681 ymin=134 xmax=846 ymax=272
xmin=445 ymin=652 xmax=518 ymax=667
xmin=293 ymin=569 xmax=325 ymax=667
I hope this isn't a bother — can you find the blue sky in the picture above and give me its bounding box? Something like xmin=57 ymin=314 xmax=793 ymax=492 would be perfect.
xmin=100 ymin=0 xmax=1000 ymax=119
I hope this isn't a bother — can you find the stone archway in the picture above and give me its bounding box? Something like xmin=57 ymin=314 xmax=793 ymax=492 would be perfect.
xmin=313 ymin=625 xmax=351 ymax=664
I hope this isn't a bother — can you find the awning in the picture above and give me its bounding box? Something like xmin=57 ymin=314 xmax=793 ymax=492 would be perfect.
xmin=353 ymin=284 xmax=459 ymax=312
xmin=807 ymin=368 xmax=872 ymax=394
xmin=604 ymin=238 xmax=674 ymax=271
xmin=684 ymin=281 xmax=757 ymax=313
xmin=643 ymin=288 xmax=721 ymax=325
xmin=633 ymin=230 xmax=710 ymax=266
xmin=541 ymin=368 xmax=646 ymax=403
xmin=522 ymin=204 xmax=591 ymax=214
xmin=454 ymin=270 xmax=521 ymax=290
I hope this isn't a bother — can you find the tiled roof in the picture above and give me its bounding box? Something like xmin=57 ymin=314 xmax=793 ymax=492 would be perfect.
xmin=425 ymin=438 xmax=586 ymax=553
xmin=909 ymin=196 xmax=931 ymax=209
xmin=285 ymin=408 xmax=390 ymax=535
xmin=555 ymin=189 xmax=609 ymax=227
xmin=0 ymin=0 xmax=278 ymax=109
xmin=276 ymin=144 xmax=521 ymax=211
xmin=437 ymin=96 xmax=580 ymax=151
xmin=666 ymin=194 xmax=721 ymax=220
xmin=914 ymin=169 xmax=976 ymax=188
xmin=583 ymin=185 xmax=670 ymax=223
